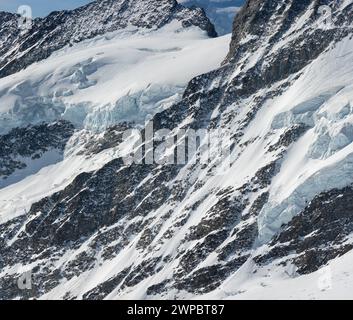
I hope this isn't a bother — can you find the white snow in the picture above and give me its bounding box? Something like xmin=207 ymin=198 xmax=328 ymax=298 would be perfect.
xmin=257 ymin=36 xmax=353 ymax=242
xmin=203 ymin=248 xmax=353 ymax=300
xmin=0 ymin=148 xmax=117 ymax=224
xmin=0 ymin=149 xmax=64 ymax=189
xmin=0 ymin=22 xmax=230 ymax=223
xmin=0 ymin=23 xmax=231 ymax=133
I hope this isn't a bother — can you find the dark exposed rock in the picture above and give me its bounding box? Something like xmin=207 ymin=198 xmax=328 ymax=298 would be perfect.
xmin=80 ymin=123 xmax=132 ymax=155
xmin=175 ymin=255 xmax=249 ymax=294
xmin=0 ymin=120 xmax=74 ymax=182
xmin=255 ymin=186 xmax=353 ymax=273
xmin=247 ymin=192 xmax=269 ymax=217
xmin=187 ymin=196 xmax=246 ymax=241
xmin=146 ymin=279 xmax=172 ymax=296
xmin=83 ymin=267 xmax=131 ymax=300
xmin=268 ymin=124 xmax=310 ymax=152
xmin=224 ymin=0 xmax=351 ymax=95
xmin=219 ymin=222 xmax=258 ymax=261
xmin=122 ymin=257 xmax=162 ymax=288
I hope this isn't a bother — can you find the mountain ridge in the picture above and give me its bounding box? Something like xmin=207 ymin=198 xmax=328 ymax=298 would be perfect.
xmin=1 ymin=0 xmax=353 ymax=299
xmin=0 ymin=0 xmax=216 ymax=79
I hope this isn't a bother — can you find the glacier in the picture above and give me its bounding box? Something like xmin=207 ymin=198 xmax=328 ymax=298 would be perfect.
xmin=0 ymin=23 xmax=230 ymax=134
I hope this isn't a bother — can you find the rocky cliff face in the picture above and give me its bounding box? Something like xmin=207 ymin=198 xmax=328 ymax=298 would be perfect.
xmin=0 ymin=121 xmax=74 ymax=188
xmin=0 ymin=0 xmax=216 ymax=78
xmin=179 ymin=0 xmax=243 ymax=35
xmin=1 ymin=0 xmax=353 ymax=299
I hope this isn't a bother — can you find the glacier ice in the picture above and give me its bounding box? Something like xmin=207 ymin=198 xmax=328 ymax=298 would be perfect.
xmin=0 ymin=25 xmax=230 ymax=134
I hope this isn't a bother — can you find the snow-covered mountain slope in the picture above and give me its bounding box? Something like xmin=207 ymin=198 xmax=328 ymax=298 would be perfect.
xmin=0 ymin=23 xmax=229 ymax=135
xmin=0 ymin=0 xmax=216 ymax=79
xmin=178 ymin=0 xmax=244 ymax=35
xmin=0 ymin=20 xmax=230 ymax=230
xmin=0 ymin=22 xmax=230 ymax=223
xmin=2 ymin=0 xmax=353 ymax=300
xmin=207 ymin=247 xmax=353 ymax=300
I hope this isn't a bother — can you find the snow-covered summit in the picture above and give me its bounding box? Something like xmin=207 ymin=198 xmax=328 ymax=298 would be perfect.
xmin=0 ymin=0 xmax=216 ymax=78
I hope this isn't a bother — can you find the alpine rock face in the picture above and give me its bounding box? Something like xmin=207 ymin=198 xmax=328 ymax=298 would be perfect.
xmin=179 ymin=0 xmax=244 ymax=35
xmin=1 ymin=0 xmax=353 ymax=300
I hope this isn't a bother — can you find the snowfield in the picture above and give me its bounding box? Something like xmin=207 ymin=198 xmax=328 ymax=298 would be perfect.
xmin=0 ymin=22 xmax=230 ymax=134
xmin=204 ymin=247 xmax=353 ymax=300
